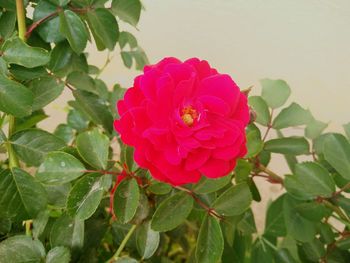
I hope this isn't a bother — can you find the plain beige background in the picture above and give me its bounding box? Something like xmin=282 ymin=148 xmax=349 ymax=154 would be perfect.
xmin=41 ymin=0 xmax=350 ymax=230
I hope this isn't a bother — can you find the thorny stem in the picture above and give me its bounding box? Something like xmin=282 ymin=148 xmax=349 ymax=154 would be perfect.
xmin=175 ymin=186 xmax=225 ymax=220
xmin=25 ymin=10 xmax=60 ymax=39
xmin=333 ymin=182 xmax=350 ymax=197
xmin=323 ymin=200 xmax=350 ymax=224
xmin=257 ymin=163 xmax=284 ymax=185
xmin=106 ymin=224 xmax=137 ymax=263
xmin=262 ymin=109 xmax=274 ymax=141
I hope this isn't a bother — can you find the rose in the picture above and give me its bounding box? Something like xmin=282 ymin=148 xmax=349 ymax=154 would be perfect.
xmin=114 ymin=57 xmax=249 ymax=186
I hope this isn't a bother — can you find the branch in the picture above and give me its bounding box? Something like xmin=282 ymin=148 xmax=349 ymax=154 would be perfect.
xmin=257 ymin=163 xmax=284 ymax=185
xmin=25 ymin=11 xmax=60 ymax=39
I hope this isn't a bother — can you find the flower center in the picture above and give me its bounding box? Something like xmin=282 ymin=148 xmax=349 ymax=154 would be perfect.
xmin=181 ymin=106 xmax=198 ymax=126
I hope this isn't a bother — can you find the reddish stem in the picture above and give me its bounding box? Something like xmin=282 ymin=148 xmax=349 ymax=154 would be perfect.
xmin=25 ymin=11 xmax=60 ymax=39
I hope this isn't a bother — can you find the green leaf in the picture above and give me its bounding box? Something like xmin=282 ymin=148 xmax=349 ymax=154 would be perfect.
xmin=284 ymin=195 xmax=317 ymax=242
xmin=250 ymin=238 xmax=275 ymax=263
xmin=48 ymin=0 xmax=70 ymax=6
xmin=54 ymin=124 xmax=74 ymax=143
xmin=46 ymin=246 xmax=71 ymax=263
xmin=3 ymin=37 xmax=50 ymax=68
xmin=0 ymin=235 xmax=45 ymax=263
xmin=324 ymin=133 xmax=350 ymax=180
xmin=67 ymin=173 xmax=107 ymax=220
xmin=261 ymin=78 xmax=291 ymax=109
xmin=275 ymin=248 xmax=298 ymax=263
xmin=264 ymin=137 xmax=309 ymax=155
xmin=245 ymin=127 xmax=263 ymax=158
xmin=0 ymin=11 xmax=16 ymax=39
xmin=15 ymin=110 xmax=48 ymax=132
xmin=119 ymin=31 xmax=138 ymax=49
xmin=59 ymin=10 xmax=88 ymax=53
xmin=195 ymin=215 xmax=224 ymax=263
xmin=272 ymin=103 xmax=313 ymax=129
xmin=0 ymin=218 xmax=11 ymax=235
xmin=73 ymin=90 xmax=114 ymax=133
xmin=136 ymin=221 xmax=160 ymax=259
xmin=0 ymin=168 xmax=47 ymax=220
xmin=248 ymin=96 xmax=270 ymax=126
xmin=86 ymin=8 xmax=119 ymax=51
xmin=121 ymin=51 xmax=133 ymax=68
xmin=67 ymin=108 xmax=89 ymax=132
xmin=147 ymin=182 xmax=172 ymax=195
xmin=113 ymin=178 xmax=140 ymax=224
xmin=212 ymin=183 xmax=252 ymax=216
xmin=193 ymin=174 xmax=232 ymax=194
xmin=264 ymin=195 xmax=286 ymax=237
xmin=295 ymin=202 xmax=331 ymax=221
xmin=0 ymin=74 xmax=33 ymax=117
xmin=343 ymin=122 xmax=350 ymax=140
xmin=67 ymin=71 xmax=97 ymax=93
xmin=115 ymin=257 xmax=138 ymax=263
xmin=120 ymin=144 xmax=135 ymax=170
xmin=234 ymin=159 xmax=252 ymax=183
xmin=50 ymin=214 xmax=84 ymax=249
xmin=76 ymin=128 xmax=109 ymax=169
xmin=48 ymin=41 xmax=74 ymax=74
xmin=10 ymin=129 xmax=66 ymax=166
xmin=45 ymin=183 xmax=71 ymax=208
xmin=36 ymin=151 xmax=85 ymax=184
xmin=112 ymin=0 xmax=141 ymax=26
xmin=237 ymin=209 xmax=257 ymax=234
xmin=305 ymin=119 xmax=328 ymax=139
xmin=151 ymin=191 xmax=193 ymax=232
xmin=285 ymin=162 xmax=335 ymax=200
xmin=301 ymin=238 xmax=326 ymax=261
xmin=32 ymin=210 xmax=49 ymax=239
xmin=33 ymin=0 xmax=64 ymax=43
xmin=9 ymin=65 xmax=47 ymax=81
xmin=28 ymin=76 xmax=64 ymax=111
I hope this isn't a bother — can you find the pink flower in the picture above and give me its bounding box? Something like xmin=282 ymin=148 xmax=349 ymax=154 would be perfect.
xmin=114 ymin=57 xmax=249 ymax=186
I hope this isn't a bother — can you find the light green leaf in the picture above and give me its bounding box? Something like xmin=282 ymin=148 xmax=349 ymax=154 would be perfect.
xmin=119 ymin=31 xmax=138 ymax=49
xmin=272 ymin=103 xmax=313 ymax=129
xmin=264 ymin=137 xmax=309 ymax=155
xmin=67 ymin=173 xmax=106 ymax=220
xmin=305 ymin=119 xmax=328 ymax=139
xmin=261 ymin=78 xmax=291 ymax=109
xmin=343 ymin=122 xmax=350 ymax=140
xmin=46 ymin=246 xmax=71 ymax=263
xmin=212 ymin=183 xmax=252 ymax=216
xmin=136 ymin=221 xmax=160 ymax=259
xmin=0 ymin=235 xmax=46 ymax=263
xmin=73 ymin=90 xmax=114 ymax=133
xmin=195 ymin=215 xmax=224 ymax=263
xmin=0 ymin=74 xmax=33 ymax=117
xmin=76 ymin=128 xmax=109 ymax=169
xmin=285 ymin=162 xmax=335 ymax=200
xmin=9 ymin=65 xmax=47 ymax=81
xmin=113 ymin=178 xmax=140 ymax=224
xmin=3 ymin=37 xmax=50 ymax=68
xmin=28 ymin=76 xmax=64 ymax=111
xmin=248 ymin=96 xmax=270 ymax=126
xmin=112 ymin=0 xmax=141 ymax=26
xmin=234 ymin=159 xmax=252 ymax=183
xmin=86 ymin=8 xmax=119 ymax=51
xmin=245 ymin=126 xmax=263 ymax=158
xmin=67 ymin=108 xmax=89 ymax=132
xmin=324 ymin=133 xmax=350 ymax=180
xmin=0 ymin=168 xmax=47 ymax=220
xmin=10 ymin=129 xmax=66 ymax=166
xmin=32 ymin=210 xmax=49 ymax=239
xmin=36 ymin=151 xmax=85 ymax=184
xmin=151 ymin=191 xmax=193 ymax=232
xmin=48 ymin=0 xmax=70 ymax=6
xmin=59 ymin=10 xmax=88 ymax=53
xmin=250 ymin=238 xmax=275 ymax=263
xmin=50 ymin=214 xmax=84 ymax=249
xmin=193 ymin=175 xmax=232 ymax=194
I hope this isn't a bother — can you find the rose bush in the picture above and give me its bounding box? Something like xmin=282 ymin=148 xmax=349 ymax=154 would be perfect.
xmin=115 ymin=57 xmax=249 ymax=185
xmin=1 ymin=1 xmax=350 ymax=263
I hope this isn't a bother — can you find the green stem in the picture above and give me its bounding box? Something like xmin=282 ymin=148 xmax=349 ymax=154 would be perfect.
xmin=257 ymin=163 xmax=284 ymax=184
xmin=9 ymin=0 xmax=27 ymax=168
xmin=323 ymin=200 xmax=350 ymax=224
xmin=16 ymin=0 xmax=27 ymax=41
xmin=107 ymin=224 xmax=137 ymax=262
